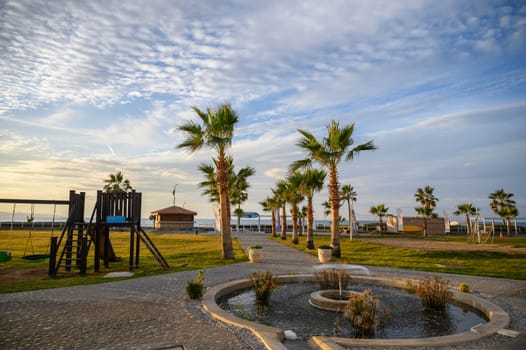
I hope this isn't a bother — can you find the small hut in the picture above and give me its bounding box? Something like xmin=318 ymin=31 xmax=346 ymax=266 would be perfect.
xmin=150 ymin=205 xmax=197 ymax=231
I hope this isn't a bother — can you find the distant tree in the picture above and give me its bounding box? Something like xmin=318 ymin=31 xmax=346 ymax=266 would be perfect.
xmin=340 ymin=184 xmax=357 ymax=240
xmin=273 ymin=182 xmax=288 ymax=240
xmin=295 ymin=168 xmax=326 ymax=249
xmin=489 ymin=189 xmax=518 ymax=235
xmin=177 ymin=103 xmax=238 ymax=259
xmin=281 ymin=173 xmax=304 ymax=244
xmin=103 ymin=171 xmax=133 ymax=193
xmin=231 ymin=165 xmax=256 ymax=232
xmin=454 ymin=203 xmax=477 ymax=237
xmin=370 ymin=204 xmax=389 ymax=235
xmin=414 ymin=185 xmax=439 ymax=237
xmin=259 ymin=196 xmax=280 ymax=237
xmin=290 ymin=121 xmax=376 ymax=257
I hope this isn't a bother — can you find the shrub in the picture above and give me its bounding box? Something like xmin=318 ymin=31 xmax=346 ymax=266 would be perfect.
xmin=249 ymin=244 xmax=262 ymax=249
xmin=343 ymin=289 xmax=390 ymax=338
xmin=415 ymin=276 xmax=452 ymax=310
xmin=186 ymin=270 xmax=204 ymax=300
xmin=314 ymin=268 xmax=351 ymax=290
xmin=249 ymin=271 xmax=280 ymax=306
xmin=458 ymin=282 xmax=471 ymax=293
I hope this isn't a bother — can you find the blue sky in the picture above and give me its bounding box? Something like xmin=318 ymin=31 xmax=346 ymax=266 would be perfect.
xmin=1 ymin=0 xmax=525 ymax=222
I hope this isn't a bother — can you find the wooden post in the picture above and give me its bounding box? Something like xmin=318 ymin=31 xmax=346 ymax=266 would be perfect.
xmin=48 ymin=236 xmax=58 ymax=276
xmin=129 ymin=226 xmax=135 ymax=271
xmin=80 ymin=236 xmax=87 ymax=275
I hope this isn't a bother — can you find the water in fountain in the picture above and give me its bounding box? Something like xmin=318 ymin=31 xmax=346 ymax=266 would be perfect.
xmin=220 ymin=282 xmax=487 ymax=347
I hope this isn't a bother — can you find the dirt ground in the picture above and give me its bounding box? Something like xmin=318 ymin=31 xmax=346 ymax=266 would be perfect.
xmin=360 ymin=237 xmax=526 ymax=253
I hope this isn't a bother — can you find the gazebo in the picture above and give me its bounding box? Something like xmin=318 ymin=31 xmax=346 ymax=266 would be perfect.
xmin=150 ymin=205 xmax=197 ymax=231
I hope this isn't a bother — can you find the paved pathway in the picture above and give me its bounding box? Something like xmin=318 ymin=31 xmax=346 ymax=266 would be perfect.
xmin=1 ymin=232 xmax=525 ymax=349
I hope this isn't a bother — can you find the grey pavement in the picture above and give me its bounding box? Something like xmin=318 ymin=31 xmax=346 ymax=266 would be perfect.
xmin=1 ymin=231 xmax=525 ymax=349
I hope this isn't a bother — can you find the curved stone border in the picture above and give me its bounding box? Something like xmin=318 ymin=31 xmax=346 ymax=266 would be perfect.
xmin=202 ymin=274 xmax=510 ymax=350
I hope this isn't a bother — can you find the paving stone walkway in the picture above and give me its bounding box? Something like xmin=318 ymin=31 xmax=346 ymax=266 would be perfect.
xmin=1 ymin=232 xmax=525 ymax=349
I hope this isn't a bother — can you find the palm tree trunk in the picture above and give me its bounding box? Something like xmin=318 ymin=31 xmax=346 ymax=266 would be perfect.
xmin=465 ymin=214 xmax=471 ymax=237
xmin=347 ymin=199 xmax=353 ymax=240
xmin=281 ymin=205 xmax=287 ymax=240
xmin=271 ymin=209 xmax=276 ymax=237
xmin=379 ymin=216 xmax=383 ymax=235
xmin=329 ymin=165 xmax=341 ymax=257
xmin=217 ymin=154 xmax=234 ymax=259
xmin=423 ymin=218 xmax=428 ymax=238
xmin=292 ymin=204 xmax=299 ymax=244
xmin=306 ymin=197 xmax=314 ymax=249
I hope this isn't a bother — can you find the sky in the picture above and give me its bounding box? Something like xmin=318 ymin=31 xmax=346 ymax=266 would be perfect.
xmin=1 ymin=0 xmax=526 ymax=223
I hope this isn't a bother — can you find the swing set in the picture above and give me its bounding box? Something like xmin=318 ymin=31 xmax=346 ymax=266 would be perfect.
xmin=0 ymin=198 xmax=67 ymax=262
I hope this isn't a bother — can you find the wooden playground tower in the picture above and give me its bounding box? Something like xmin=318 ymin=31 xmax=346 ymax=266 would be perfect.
xmin=1 ymin=190 xmax=168 ymax=275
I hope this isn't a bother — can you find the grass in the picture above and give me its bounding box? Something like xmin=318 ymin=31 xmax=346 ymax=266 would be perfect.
xmin=271 ymin=234 xmax=526 ymax=280
xmin=0 ymin=229 xmax=248 ymax=293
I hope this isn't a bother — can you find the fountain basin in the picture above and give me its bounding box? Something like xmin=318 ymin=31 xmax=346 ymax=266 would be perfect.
xmin=309 ymin=289 xmax=361 ymax=311
xmin=202 ymin=274 xmax=510 ymax=350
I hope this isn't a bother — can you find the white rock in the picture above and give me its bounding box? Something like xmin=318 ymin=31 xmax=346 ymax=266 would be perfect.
xmin=284 ymin=330 xmax=297 ymax=340
xmin=497 ymin=329 xmax=521 ymax=338
xmin=103 ymin=271 xmax=134 ymax=278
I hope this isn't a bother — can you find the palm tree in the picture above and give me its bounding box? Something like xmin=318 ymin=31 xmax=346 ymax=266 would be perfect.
xmin=282 ymin=173 xmax=304 ymax=244
xmin=103 ymin=171 xmax=133 ymax=193
xmin=414 ymin=185 xmax=439 ymax=237
xmin=177 ymin=103 xmax=238 ymax=259
xmin=295 ymin=168 xmax=326 ymax=249
xmin=230 ymin=165 xmax=256 ymax=232
xmin=489 ymin=189 xmax=517 ymax=235
xmin=259 ymin=196 xmax=279 ymax=237
xmin=453 ymin=203 xmax=477 ymax=237
xmin=501 ymin=206 xmax=519 ymax=235
xmin=273 ymin=182 xmax=288 ymax=240
xmin=291 ymin=120 xmax=376 ymax=257
xmin=370 ymin=204 xmax=389 ymax=235
xmin=340 ymin=184 xmax=357 ymax=240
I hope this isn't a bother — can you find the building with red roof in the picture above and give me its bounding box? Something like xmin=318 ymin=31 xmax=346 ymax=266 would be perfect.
xmin=150 ymin=205 xmax=197 ymax=231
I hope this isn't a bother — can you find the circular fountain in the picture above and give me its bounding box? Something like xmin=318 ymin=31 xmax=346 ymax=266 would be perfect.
xmin=203 ymin=272 xmax=510 ymax=350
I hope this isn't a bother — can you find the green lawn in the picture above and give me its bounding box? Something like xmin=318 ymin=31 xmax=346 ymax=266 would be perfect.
xmin=0 ymin=230 xmax=248 ymax=293
xmin=271 ymin=234 xmax=526 ymax=280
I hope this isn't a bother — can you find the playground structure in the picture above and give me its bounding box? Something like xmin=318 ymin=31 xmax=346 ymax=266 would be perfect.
xmin=468 ymin=216 xmax=495 ymax=244
xmin=0 ymin=190 xmax=168 ymax=275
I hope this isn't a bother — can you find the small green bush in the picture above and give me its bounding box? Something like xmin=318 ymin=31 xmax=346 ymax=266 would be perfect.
xmin=249 ymin=245 xmax=262 ymax=249
xmin=249 ymin=271 xmax=280 ymax=306
xmin=343 ymin=289 xmax=390 ymax=338
xmin=186 ymin=270 xmax=204 ymax=300
xmin=458 ymin=282 xmax=471 ymax=293
xmin=314 ymin=268 xmax=351 ymax=290
xmin=415 ymin=276 xmax=452 ymax=310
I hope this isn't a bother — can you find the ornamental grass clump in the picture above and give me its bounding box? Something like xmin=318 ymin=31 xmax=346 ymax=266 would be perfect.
xmin=314 ymin=268 xmax=351 ymax=290
xmin=186 ymin=270 xmax=204 ymax=300
xmin=343 ymin=289 xmax=390 ymax=338
xmin=415 ymin=276 xmax=453 ymax=310
xmin=249 ymin=271 xmax=280 ymax=306
xmin=458 ymin=282 xmax=471 ymax=293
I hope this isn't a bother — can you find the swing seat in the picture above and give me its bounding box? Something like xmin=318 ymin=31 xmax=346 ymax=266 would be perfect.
xmin=22 ymin=254 xmax=50 ymax=262
xmin=0 ymin=250 xmax=12 ymax=262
